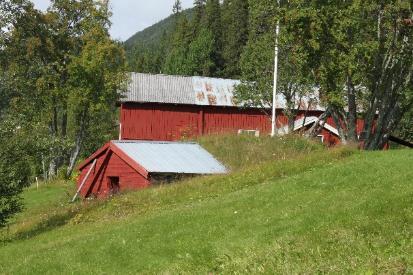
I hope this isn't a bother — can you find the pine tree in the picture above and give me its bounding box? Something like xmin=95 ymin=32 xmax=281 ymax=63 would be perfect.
xmin=193 ymin=0 xmax=206 ymax=32
xmin=186 ymin=28 xmax=215 ymax=76
xmin=173 ymin=0 xmax=182 ymax=15
xmin=163 ymin=12 xmax=192 ymax=75
xmin=204 ymin=0 xmax=223 ymax=76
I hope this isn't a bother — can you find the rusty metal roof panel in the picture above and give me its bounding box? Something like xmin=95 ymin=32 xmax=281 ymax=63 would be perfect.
xmin=112 ymin=140 xmax=228 ymax=174
xmin=192 ymin=76 xmax=240 ymax=106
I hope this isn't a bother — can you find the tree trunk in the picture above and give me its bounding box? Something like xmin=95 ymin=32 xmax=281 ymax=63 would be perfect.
xmin=283 ymin=85 xmax=296 ymax=134
xmin=288 ymin=116 xmax=295 ymax=133
xmin=48 ymin=158 xmax=57 ymax=179
xmin=346 ymin=76 xmax=357 ymax=142
xmin=308 ymin=107 xmax=331 ymax=137
xmin=48 ymin=106 xmax=58 ymax=179
xmin=61 ymin=109 xmax=67 ymax=138
xmin=331 ymin=107 xmax=348 ymax=145
xmin=302 ymin=99 xmax=312 ymax=128
xmin=66 ymin=134 xmax=82 ymax=178
xmin=66 ymin=108 xmax=88 ymax=178
xmin=41 ymin=154 xmax=47 ymax=181
xmin=364 ymin=98 xmax=407 ymax=150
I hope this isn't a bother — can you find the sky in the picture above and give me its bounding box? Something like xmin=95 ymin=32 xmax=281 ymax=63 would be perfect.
xmin=31 ymin=0 xmax=194 ymax=41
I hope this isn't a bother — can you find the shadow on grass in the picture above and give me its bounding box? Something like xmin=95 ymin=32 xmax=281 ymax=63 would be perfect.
xmin=9 ymin=209 xmax=78 ymax=242
xmin=0 ymin=197 xmax=107 ymax=244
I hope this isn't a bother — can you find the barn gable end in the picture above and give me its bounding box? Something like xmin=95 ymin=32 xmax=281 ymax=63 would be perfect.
xmin=77 ymin=145 xmax=150 ymax=198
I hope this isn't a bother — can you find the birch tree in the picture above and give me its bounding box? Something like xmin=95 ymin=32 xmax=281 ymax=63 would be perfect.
xmin=1 ymin=0 xmax=127 ymax=178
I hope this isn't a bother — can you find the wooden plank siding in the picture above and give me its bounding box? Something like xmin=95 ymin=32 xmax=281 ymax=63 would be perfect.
xmin=120 ymin=102 xmax=329 ymax=142
xmin=77 ymin=148 xmax=149 ymax=198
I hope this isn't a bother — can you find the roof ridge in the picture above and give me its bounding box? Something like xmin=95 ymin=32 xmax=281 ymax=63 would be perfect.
xmin=130 ymin=72 xmax=240 ymax=82
xmin=112 ymin=140 xmax=198 ymax=145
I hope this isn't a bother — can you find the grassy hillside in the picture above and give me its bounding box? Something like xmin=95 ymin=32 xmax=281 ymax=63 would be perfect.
xmin=1 ymin=135 xmax=412 ymax=273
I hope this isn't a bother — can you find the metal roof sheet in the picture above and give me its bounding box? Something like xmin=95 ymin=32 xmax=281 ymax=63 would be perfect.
xmin=121 ymin=73 xmax=324 ymax=110
xmin=122 ymin=73 xmax=240 ymax=107
xmin=278 ymin=116 xmax=339 ymax=136
xmin=125 ymin=73 xmax=194 ymax=105
xmin=192 ymin=76 xmax=241 ymax=106
xmin=112 ymin=140 xmax=228 ymax=174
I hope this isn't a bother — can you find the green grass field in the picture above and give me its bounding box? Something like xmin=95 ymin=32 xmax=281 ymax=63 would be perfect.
xmin=1 ymin=135 xmax=412 ymax=274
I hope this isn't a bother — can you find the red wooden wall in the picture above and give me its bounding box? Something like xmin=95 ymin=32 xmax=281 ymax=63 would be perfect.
xmin=202 ymin=107 xmax=272 ymax=135
xmin=78 ymin=149 xmax=149 ymax=198
xmin=120 ymin=103 xmax=327 ymax=141
xmin=120 ymin=103 xmax=200 ymax=140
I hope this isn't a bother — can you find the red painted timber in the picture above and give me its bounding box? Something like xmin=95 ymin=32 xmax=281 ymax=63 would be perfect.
xmin=120 ymin=102 xmax=326 ymax=141
xmin=110 ymin=143 xmax=149 ymax=178
xmin=77 ymin=143 xmax=150 ymax=198
xmin=78 ymin=142 xmax=110 ymax=170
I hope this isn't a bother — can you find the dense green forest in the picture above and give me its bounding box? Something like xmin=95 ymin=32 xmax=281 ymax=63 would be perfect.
xmin=127 ymin=0 xmax=248 ymax=79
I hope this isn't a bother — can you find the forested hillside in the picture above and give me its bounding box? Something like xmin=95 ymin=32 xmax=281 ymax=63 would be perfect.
xmin=126 ymin=0 xmax=249 ymax=79
xmin=124 ymin=8 xmax=193 ymax=50
xmin=125 ymin=8 xmax=194 ymax=74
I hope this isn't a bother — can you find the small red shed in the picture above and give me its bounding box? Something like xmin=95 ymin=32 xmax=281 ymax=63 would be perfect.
xmin=76 ymin=140 xmax=227 ymax=198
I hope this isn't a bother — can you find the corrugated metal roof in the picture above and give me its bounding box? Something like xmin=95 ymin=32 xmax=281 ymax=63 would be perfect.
xmin=121 ymin=73 xmax=324 ymax=110
xmin=192 ymin=76 xmax=241 ymax=106
xmin=125 ymin=73 xmax=194 ymax=105
xmin=122 ymin=73 xmax=240 ymax=107
xmin=112 ymin=140 xmax=228 ymax=174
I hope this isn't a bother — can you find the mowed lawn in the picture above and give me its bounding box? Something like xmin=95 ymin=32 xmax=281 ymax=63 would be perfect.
xmin=0 ymin=136 xmax=412 ymax=274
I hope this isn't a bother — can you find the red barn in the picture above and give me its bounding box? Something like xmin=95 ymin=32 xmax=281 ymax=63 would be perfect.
xmin=76 ymin=140 xmax=227 ymax=198
xmin=119 ymin=73 xmax=351 ymax=145
xmin=76 ymin=73 xmax=369 ymax=198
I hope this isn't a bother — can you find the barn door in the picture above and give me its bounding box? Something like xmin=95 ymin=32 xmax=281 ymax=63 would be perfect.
xmin=108 ymin=177 xmax=120 ymax=194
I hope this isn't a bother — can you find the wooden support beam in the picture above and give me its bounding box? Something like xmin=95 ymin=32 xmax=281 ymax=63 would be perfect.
xmin=84 ymin=150 xmax=112 ymax=198
xmin=72 ymin=159 xmax=97 ymax=202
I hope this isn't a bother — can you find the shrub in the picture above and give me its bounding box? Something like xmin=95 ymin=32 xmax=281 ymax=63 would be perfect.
xmin=0 ymin=123 xmax=31 ymax=227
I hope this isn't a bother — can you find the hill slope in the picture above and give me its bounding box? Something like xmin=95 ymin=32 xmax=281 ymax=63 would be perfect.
xmin=124 ymin=9 xmax=193 ymax=50
xmin=1 ymin=135 xmax=412 ymax=273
